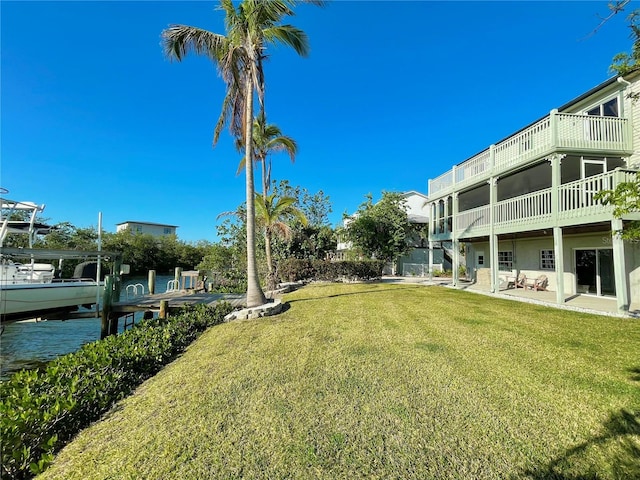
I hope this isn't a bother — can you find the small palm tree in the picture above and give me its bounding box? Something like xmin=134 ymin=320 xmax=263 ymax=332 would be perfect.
xmin=255 ymin=192 xmax=308 ymax=289
xmin=236 ymin=112 xmax=297 ymax=198
xmin=162 ymin=0 xmax=318 ymax=307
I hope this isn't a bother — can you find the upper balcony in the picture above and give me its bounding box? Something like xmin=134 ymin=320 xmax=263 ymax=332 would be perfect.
xmin=428 ymin=111 xmax=632 ymax=198
xmin=430 ymin=168 xmax=639 ymax=241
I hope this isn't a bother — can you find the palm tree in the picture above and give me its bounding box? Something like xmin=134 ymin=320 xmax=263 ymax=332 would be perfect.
xmin=161 ymin=0 xmax=317 ymax=307
xmin=255 ymin=192 xmax=308 ymax=289
xmin=236 ymin=112 xmax=298 ymax=198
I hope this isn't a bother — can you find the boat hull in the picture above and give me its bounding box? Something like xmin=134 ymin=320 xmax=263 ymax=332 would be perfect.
xmin=0 ymin=281 xmax=102 ymax=320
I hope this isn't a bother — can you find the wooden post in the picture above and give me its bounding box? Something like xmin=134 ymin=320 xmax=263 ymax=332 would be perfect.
xmin=100 ymin=275 xmax=113 ymax=339
xmin=174 ymin=267 xmax=182 ymax=291
xmin=148 ymin=270 xmax=156 ymax=295
xmin=159 ymin=300 xmax=169 ymax=319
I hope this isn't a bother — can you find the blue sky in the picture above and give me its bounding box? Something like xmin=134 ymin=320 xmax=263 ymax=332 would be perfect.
xmin=1 ymin=1 xmax=633 ymax=242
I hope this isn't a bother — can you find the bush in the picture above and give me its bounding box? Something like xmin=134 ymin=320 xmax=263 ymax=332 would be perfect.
xmin=277 ymin=259 xmax=314 ymax=283
xmin=277 ymin=259 xmax=385 ymax=283
xmin=0 ymin=302 xmax=233 ymax=480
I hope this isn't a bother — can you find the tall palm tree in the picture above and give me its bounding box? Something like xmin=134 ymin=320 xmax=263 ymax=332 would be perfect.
xmin=236 ymin=112 xmax=298 ymax=198
xmin=161 ymin=0 xmax=316 ymax=307
xmin=255 ymin=192 xmax=308 ymax=289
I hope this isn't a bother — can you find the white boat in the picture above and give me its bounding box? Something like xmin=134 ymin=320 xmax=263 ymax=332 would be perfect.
xmin=0 ymin=194 xmax=111 ymax=322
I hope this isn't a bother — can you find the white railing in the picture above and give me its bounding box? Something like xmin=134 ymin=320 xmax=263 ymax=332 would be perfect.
xmin=428 ymin=113 xmax=631 ymax=197
xmin=448 ymin=169 xmax=637 ymax=237
xmin=558 ymin=170 xmax=614 ymax=219
xmin=456 ymin=204 xmax=490 ymax=233
xmin=166 ymin=279 xmax=180 ymax=292
xmin=495 ymin=188 xmax=552 ymax=227
xmin=428 ymin=170 xmax=453 ymax=196
xmin=455 ymin=149 xmax=491 ymax=184
xmin=494 ymin=116 xmax=551 ymax=171
xmin=556 ymin=114 xmax=628 ymax=151
xmin=126 ymin=283 xmax=145 ymax=299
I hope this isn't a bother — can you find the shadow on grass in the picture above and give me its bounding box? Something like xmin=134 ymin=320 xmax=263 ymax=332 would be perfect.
xmin=521 ymin=407 xmax=640 ymax=479
xmin=286 ymin=285 xmax=424 ymax=304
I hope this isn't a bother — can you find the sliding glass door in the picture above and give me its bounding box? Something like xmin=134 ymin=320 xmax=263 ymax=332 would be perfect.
xmin=575 ymin=248 xmax=615 ymax=296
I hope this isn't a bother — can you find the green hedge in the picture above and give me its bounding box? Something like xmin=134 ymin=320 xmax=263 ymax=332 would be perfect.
xmin=278 ymin=259 xmax=385 ymax=283
xmin=0 ymin=302 xmax=233 ymax=480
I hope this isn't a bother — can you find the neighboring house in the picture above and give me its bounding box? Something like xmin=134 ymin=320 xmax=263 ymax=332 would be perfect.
xmin=116 ymin=221 xmax=178 ymax=237
xmin=336 ymin=191 xmax=449 ymax=275
xmin=392 ymin=191 xmax=449 ymax=276
xmin=425 ymin=71 xmax=640 ymax=314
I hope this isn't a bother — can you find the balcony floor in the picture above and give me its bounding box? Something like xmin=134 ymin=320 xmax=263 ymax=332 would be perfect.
xmin=380 ymin=276 xmax=639 ymax=318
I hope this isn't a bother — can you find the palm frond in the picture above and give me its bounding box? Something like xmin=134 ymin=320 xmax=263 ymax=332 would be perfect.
xmin=263 ymin=25 xmax=310 ymax=56
xmin=161 ymin=25 xmax=227 ymax=62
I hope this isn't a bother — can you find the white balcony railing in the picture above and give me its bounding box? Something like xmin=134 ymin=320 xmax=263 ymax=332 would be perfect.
xmin=428 ymin=112 xmax=631 ymax=196
xmin=494 ymin=189 xmax=552 ymax=227
xmin=451 ymin=170 xmax=636 ymax=234
xmin=455 ymin=204 xmax=490 ymax=233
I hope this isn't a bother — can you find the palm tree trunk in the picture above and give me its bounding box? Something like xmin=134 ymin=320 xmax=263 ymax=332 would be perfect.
xmin=244 ymin=77 xmax=267 ymax=307
xmin=264 ymin=228 xmax=276 ymax=290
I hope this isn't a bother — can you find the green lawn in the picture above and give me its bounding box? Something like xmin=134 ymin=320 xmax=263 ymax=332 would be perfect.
xmin=40 ymin=283 xmax=640 ymax=479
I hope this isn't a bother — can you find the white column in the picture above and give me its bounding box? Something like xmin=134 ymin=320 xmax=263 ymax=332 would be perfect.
xmin=553 ymin=226 xmax=565 ymax=305
xmin=611 ymin=218 xmax=629 ymax=313
xmin=452 ymin=192 xmax=459 ymax=287
xmin=489 ymin=177 xmax=498 ymax=292
xmin=428 ymin=240 xmax=434 ymax=282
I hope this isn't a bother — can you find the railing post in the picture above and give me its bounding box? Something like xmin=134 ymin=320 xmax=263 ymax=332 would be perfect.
xmin=550 ymin=109 xmax=558 ymax=149
xmin=489 ymin=144 xmax=496 ymax=173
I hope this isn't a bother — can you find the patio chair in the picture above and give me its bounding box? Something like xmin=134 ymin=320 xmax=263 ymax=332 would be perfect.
xmin=528 ymin=274 xmax=548 ymax=291
xmin=515 ymin=273 xmax=527 ymax=289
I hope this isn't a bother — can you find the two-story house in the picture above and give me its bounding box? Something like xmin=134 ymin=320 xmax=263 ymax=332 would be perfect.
xmin=425 ymin=72 xmax=640 ymax=314
xmin=116 ymin=221 xmax=178 ymax=237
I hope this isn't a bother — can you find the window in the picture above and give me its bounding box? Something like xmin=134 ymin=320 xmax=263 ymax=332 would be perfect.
xmin=497 ymin=251 xmax=513 ymax=271
xmin=586 ymin=97 xmax=619 ymax=117
xmin=164 ymin=227 xmax=172 ymax=235
xmin=540 ymin=250 xmax=555 ymax=270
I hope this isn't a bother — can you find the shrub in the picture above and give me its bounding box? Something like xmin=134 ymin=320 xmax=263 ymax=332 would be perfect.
xmin=277 ymin=259 xmax=385 ymax=283
xmin=0 ymin=302 xmax=233 ymax=480
xmin=277 ymin=259 xmax=314 ymax=282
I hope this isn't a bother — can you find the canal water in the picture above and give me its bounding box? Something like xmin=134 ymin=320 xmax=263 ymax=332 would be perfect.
xmin=0 ymin=275 xmax=174 ymax=380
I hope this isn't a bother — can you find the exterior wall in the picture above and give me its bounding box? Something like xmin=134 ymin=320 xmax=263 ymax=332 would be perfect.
xmin=628 ymin=241 xmax=640 ymax=304
xmin=403 ymin=191 xmax=429 ymax=218
xmin=630 ymin=78 xmax=640 ymax=167
xmin=467 ymin=233 xmax=640 ymax=304
xmin=397 ymin=247 xmax=447 ymax=276
xmin=116 ymin=222 xmax=177 ymax=237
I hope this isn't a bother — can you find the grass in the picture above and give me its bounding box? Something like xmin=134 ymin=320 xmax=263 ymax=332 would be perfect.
xmin=39 ymin=283 xmax=639 ymax=479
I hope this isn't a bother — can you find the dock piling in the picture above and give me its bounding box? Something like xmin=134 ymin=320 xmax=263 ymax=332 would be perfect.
xmin=148 ymin=270 xmax=156 ymax=295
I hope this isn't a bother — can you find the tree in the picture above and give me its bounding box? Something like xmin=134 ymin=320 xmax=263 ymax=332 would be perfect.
xmin=270 ymin=180 xmax=335 ymax=260
xmin=254 ymin=192 xmax=307 ymax=289
xmin=162 ymin=0 xmax=319 ymax=307
xmin=236 ymin=113 xmax=298 ymax=197
xmin=594 ymin=177 xmax=640 ymax=240
xmin=342 ymin=192 xmax=414 ymax=265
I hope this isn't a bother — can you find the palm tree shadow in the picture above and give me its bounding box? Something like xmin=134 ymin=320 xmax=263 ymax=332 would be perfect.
xmin=520 ymin=407 xmax=640 ymax=479
xmin=286 ymin=285 xmax=424 ymax=303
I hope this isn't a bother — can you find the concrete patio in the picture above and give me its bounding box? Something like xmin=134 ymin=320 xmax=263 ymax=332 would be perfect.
xmin=380 ymin=276 xmax=639 ymax=319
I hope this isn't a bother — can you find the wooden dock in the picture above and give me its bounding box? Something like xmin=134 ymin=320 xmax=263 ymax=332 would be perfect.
xmin=111 ymin=291 xmax=247 ymax=315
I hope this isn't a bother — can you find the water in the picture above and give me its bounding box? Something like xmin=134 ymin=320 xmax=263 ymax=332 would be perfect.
xmin=0 ymin=275 xmax=174 ymax=380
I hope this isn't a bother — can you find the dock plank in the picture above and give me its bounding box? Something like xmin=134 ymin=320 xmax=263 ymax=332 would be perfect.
xmin=112 ymin=292 xmax=246 ymax=313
